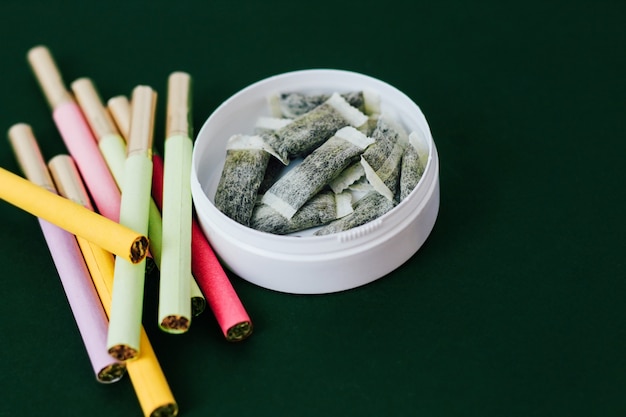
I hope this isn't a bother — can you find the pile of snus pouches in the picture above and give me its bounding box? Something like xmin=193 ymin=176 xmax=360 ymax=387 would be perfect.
xmin=214 ymin=90 xmax=429 ymax=236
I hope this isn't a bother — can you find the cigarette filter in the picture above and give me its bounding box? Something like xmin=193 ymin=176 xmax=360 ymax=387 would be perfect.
xmin=154 ymin=153 xmax=253 ymax=341
xmin=109 ymin=95 xmax=206 ymax=317
xmin=48 ymin=155 xmax=177 ymax=416
xmin=27 ymin=45 xmax=121 ymax=222
xmin=7 ymin=125 xmax=124 ymax=383
xmin=107 ymin=95 xmax=131 ymax=140
xmin=4 ymin=125 xmax=148 ymax=264
xmin=107 ymin=86 xmax=156 ymax=361
xmin=158 ymin=72 xmax=193 ymax=333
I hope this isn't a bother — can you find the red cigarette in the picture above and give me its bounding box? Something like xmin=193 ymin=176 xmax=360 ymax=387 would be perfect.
xmin=152 ymin=154 xmax=252 ymax=341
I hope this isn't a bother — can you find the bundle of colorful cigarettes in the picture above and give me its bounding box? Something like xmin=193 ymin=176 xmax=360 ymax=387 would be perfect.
xmin=0 ymin=45 xmax=253 ymax=417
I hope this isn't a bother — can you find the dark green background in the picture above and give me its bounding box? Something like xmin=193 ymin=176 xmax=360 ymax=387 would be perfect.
xmin=1 ymin=1 xmax=624 ymax=416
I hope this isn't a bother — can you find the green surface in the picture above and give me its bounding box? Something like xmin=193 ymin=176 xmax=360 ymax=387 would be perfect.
xmin=1 ymin=1 xmax=625 ymax=416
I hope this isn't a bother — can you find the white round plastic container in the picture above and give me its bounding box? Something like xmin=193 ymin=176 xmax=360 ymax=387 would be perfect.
xmin=191 ymin=69 xmax=439 ymax=294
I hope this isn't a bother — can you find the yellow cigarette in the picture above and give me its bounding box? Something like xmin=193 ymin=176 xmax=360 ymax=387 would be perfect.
xmin=48 ymin=154 xmax=178 ymax=417
xmin=107 ymin=86 xmax=156 ymax=361
xmin=4 ymin=124 xmax=149 ymax=264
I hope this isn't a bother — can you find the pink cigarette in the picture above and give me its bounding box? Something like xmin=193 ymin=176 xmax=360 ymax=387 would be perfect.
xmin=27 ymin=46 xmax=121 ymax=221
xmin=38 ymin=218 xmax=126 ymax=383
xmin=9 ymin=121 xmax=125 ymax=383
xmin=191 ymin=217 xmax=253 ymax=341
xmin=152 ymin=154 xmax=253 ymax=341
xmin=53 ymin=102 xmax=121 ymax=221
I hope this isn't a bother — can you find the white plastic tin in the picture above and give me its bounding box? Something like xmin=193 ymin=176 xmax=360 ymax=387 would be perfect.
xmin=191 ymin=69 xmax=439 ymax=294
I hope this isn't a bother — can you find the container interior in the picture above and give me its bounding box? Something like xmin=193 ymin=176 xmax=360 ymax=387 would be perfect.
xmin=192 ymin=69 xmax=435 ymax=240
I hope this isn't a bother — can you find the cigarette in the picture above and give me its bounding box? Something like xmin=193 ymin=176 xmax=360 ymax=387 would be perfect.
xmin=7 ymin=126 xmax=125 ymax=383
xmin=158 ymin=72 xmax=193 ymax=333
xmin=107 ymin=86 xmax=156 ymax=361
xmin=153 ymin=153 xmax=253 ymax=341
xmin=48 ymin=155 xmax=177 ymax=416
xmin=5 ymin=124 xmax=148 ymax=264
xmin=27 ymin=45 xmax=121 ymax=222
xmin=109 ymin=94 xmax=206 ymax=317
xmin=40 ymin=219 xmax=127 ymax=383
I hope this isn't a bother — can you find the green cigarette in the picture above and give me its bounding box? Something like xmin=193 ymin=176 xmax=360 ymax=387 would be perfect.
xmin=158 ymin=72 xmax=193 ymax=333
xmin=107 ymin=86 xmax=156 ymax=361
xmin=73 ymin=81 xmax=206 ymax=317
xmin=99 ymin=129 xmax=204 ymax=316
